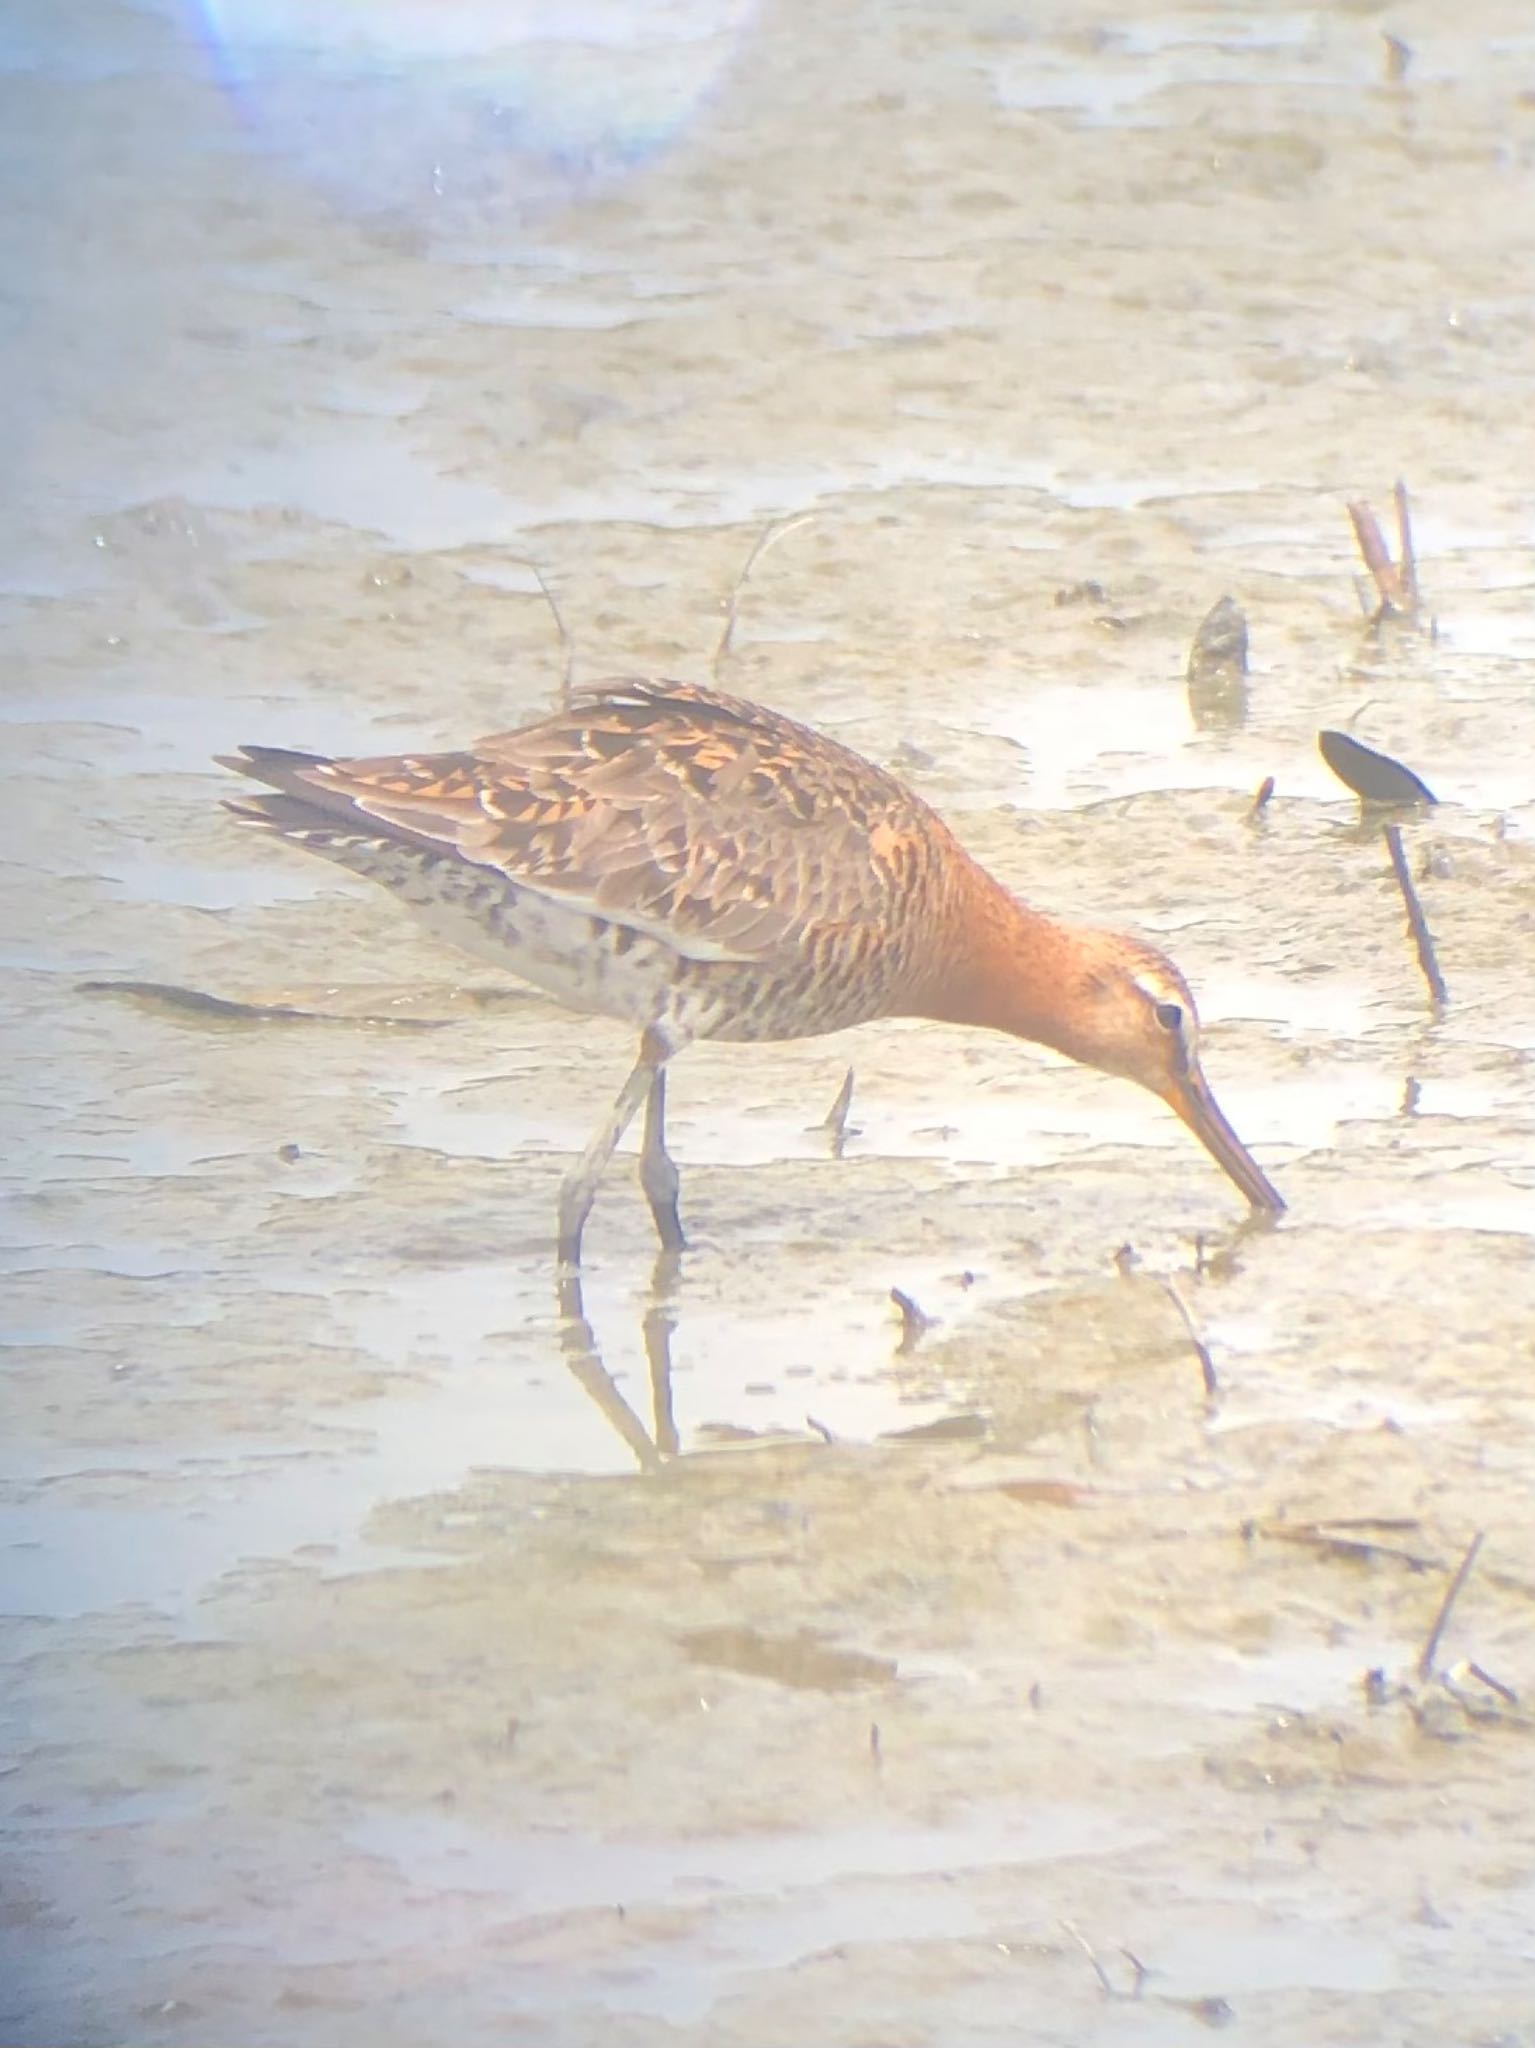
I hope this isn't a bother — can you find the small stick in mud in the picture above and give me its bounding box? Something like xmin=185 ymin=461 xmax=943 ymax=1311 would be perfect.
xmin=1258 ymin=1520 xmax=1440 ymax=1576
xmin=1465 ymin=1660 xmax=1519 ymax=1706
xmin=524 ymin=562 xmax=577 ymax=705
xmin=1417 ymin=1529 xmax=1486 ymax=1682
xmin=1393 ymin=481 xmax=1420 ymax=615
xmin=1246 ymin=774 xmax=1275 ymax=824
xmin=714 ymin=512 xmax=816 ymax=671
xmin=1060 ymin=1920 xmax=1119 ymax=2000
xmin=1119 ymin=1949 xmax=1151 ymax=2001
xmin=1163 ymin=1277 xmax=1219 ymax=1399
xmin=890 ymin=1287 xmax=933 ymax=1353
xmin=820 ymin=1066 xmax=858 ymax=1156
xmin=1384 ymin=823 xmax=1448 ymax=1007
xmin=1346 ymin=484 xmax=1422 ymax=627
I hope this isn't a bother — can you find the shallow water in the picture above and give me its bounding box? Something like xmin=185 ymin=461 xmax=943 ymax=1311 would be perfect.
xmin=5 ymin=1 xmax=1535 ymax=2042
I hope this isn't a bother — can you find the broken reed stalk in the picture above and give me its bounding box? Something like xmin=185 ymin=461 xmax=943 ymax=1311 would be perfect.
xmin=714 ymin=512 xmax=816 ymax=670
xmin=1417 ymin=1529 xmax=1486 ymax=1683
xmin=1348 ymin=499 xmax=1398 ymax=616
xmin=1346 ymin=484 xmax=1421 ymax=626
xmin=1384 ymin=824 xmax=1447 ymax=1007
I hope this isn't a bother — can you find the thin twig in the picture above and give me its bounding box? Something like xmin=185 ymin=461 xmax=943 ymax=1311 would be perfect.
xmin=1417 ymin=1529 xmax=1486 ymax=1682
xmin=524 ymin=563 xmax=576 ymax=706
xmin=890 ymin=1288 xmax=933 ymax=1353
xmin=1384 ymin=823 xmax=1447 ymax=1007
xmin=1060 ymin=1921 xmax=1119 ymax=2000
xmin=1252 ymin=1522 xmax=1441 ymax=1574
xmin=1394 ymin=480 xmax=1419 ymax=616
xmin=1465 ymin=1660 xmax=1519 ymax=1706
xmin=1163 ymin=1277 xmax=1219 ymax=1398
xmin=714 ymin=513 xmax=816 ymax=672
xmin=1303 ymin=1516 xmax=1421 ymax=1533
xmin=1119 ymin=1948 xmax=1151 ymax=2000
xmin=1253 ymin=1519 xmax=1535 ymax=1602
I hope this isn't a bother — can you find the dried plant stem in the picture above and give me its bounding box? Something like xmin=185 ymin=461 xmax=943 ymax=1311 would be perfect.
xmin=715 ymin=513 xmax=816 ymax=671
xmin=1060 ymin=1921 xmax=1119 ymax=2000
xmin=1418 ymin=1530 xmax=1486 ymax=1682
xmin=1346 ymin=484 xmax=1421 ymax=626
xmin=1163 ymin=1277 xmax=1219 ymax=1398
xmin=1384 ymin=824 xmax=1447 ymax=1007
xmin=1394 ymin=480 xmax=1420 ymax=615
xmin=521 ymin=562 xmax=576 ymax=705
xmin=1246 ymin=775 xmax=1275 ymax=823
xmin=890 ymin=1287 xmax=933 ymax=1352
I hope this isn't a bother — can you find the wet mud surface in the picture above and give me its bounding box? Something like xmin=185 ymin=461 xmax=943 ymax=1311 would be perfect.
xmin=4 ymin=1 xmax=1535 ymax=2041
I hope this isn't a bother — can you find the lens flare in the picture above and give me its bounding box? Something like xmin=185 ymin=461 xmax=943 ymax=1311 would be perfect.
xmin=182 ymin=0 xmax=759 ymax=227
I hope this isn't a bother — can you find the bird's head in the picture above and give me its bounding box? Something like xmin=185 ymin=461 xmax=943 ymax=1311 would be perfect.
xmin=1045 ymin=932 xmax=1284 ymax=1214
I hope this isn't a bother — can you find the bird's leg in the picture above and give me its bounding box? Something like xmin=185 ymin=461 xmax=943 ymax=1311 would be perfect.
xmin=558 ymin=1034 xmax=669 ymax=1268
xmin=637 ymin=1065 xmax=686 ymax=1253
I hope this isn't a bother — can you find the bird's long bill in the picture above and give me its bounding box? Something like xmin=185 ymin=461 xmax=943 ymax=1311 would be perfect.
xmin=1167 ymin=1062 xmax=1285 ymax=1214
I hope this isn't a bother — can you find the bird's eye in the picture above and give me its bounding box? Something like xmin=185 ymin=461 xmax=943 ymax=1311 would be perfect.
xmin=1153 ymin=1000 xmax=1184 ymax=1033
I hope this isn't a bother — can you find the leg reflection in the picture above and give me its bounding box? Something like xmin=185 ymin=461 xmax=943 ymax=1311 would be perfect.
xmin=644 ymin=1251 xmax=682 ymax=1458
xmin=557 ymin=1256 xmax=681 ymax=1472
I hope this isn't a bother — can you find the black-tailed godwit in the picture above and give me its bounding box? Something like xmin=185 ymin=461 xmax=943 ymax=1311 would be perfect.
xmin=221 ymin=677 xmax=1283 ymax=1262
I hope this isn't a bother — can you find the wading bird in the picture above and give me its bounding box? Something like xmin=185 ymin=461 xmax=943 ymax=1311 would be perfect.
xmin=222 ymin=678 xmax=1283 ymax=1263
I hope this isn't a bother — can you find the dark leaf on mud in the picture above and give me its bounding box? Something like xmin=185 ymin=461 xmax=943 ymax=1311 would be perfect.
xmin=1189 ymin=1996 xmax=1237 ymax=2030
xmin=1187 ymin=597 xmax=1250 ymax=730
xmin=680 ymin=1627 xmax=896 ymax=1692
xmin=1187 ymin=595 xmax=1249 ymax=680
xmin=1317 ymin=730 xmax=1436 ymax=806
xmin=997 ymin=1479 xmax=1093 ymax=1508
xmin=881 ymin=1412 xmax=989 ymax=1443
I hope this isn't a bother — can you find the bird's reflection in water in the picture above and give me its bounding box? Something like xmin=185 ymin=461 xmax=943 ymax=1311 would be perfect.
xmin=558 ymin=1256 xmax=681 ymax=1471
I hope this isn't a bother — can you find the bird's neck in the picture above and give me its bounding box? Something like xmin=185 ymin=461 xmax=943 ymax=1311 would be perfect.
xmin=908 ymin=858 xmax=1088 ymax=1059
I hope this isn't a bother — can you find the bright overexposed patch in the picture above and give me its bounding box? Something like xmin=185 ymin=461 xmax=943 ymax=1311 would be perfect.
xmin=184 ymin=0 xmax=760 ymax=223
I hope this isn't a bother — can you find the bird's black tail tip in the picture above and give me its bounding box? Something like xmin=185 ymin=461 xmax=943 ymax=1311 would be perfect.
xmin=216 ymin=744 xmax=333 ymax=785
